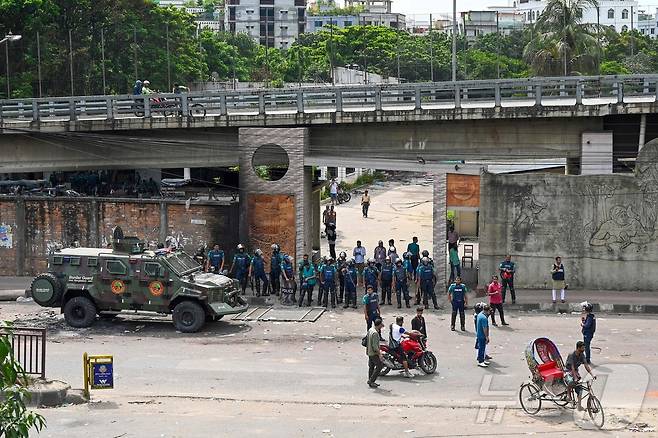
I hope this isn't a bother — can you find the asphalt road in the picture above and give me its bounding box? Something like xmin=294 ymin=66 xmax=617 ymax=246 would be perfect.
xmin=1 ymin=301 xmax=656 ymax=437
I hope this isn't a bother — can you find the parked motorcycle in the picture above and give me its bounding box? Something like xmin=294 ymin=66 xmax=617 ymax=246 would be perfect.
xmin=380 ymin=331 xmax=437 ymax=375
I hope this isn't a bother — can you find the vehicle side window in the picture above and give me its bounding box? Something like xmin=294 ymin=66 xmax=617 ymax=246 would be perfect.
xmin=53 ymin=256 xmax=63 ymax=265
xmin=144 ymin=262 xmax=162 ymax=277
xmin=70 ymin=257 xmax=81 ymax=266
xmin=106 ymin=260 xmax=127 ymax=275
xmin=88 ymin=258 xmax=98 ymax=267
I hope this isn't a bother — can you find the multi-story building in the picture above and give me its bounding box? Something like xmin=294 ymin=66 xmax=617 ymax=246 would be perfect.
xmin=225 ymin=0 xmax=307 ymax=49
xmin=345 ymin=0 xmax=392 ymax=13
xmin=514 ymin=0 xmax=639 ymax=33
xmin=307 ymin=15 xmax=357 ymax=32
xmin=460 ymin=9 xmax=524 ymax=42
xmin=638 ymin=9 xmax=657 ymax=38
xmin=308 ymin=0 xmax=404 ymax=33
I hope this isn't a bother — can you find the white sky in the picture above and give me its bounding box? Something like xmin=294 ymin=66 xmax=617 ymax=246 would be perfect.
xmin=367 ymin=1 xmax=658 ymax=16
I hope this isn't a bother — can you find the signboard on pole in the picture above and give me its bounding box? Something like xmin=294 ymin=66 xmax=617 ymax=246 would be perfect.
xmin=83 ymin=353 xmax=114 ymax=397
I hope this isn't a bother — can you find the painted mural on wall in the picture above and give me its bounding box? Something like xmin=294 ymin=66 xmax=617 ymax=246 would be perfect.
xmin=480 ymin=141 xmax=658 ymax=290
xmin=0 ymin=224 xmax=13 ymax=248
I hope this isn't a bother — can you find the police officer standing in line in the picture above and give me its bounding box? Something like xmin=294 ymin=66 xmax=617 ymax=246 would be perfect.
xmin=343 ymin=259 xmax=359 ymax=309
xmin=416 ymin=256 xmax=439 ymax=310
xmin=298 ymin=255 xmax=317 ymax=307
xmin=448 ymin=276 xmax=468 ymax=331
xmin=230 ymin=244 xmax=251 ymax=295
xmin=205 ymin=244 xmax=224 ymax=274
xmin=317 ymin=256 xmax=328 ymax=306
xmin=249 ymin=249 xmax=269 ymax=296
xmin=393 ymin=258 xmax=411 ymax=308
xmin=281 ymin=255 xmax=297 ymax=304
xmin=379 ymin=256 xmax=394 ymax=305
xmin=363 ymin=259 xmax=380 ymax=294
xmin=336 ymin=252 xmax=348 ymax=305
xmin=270 ymin=244 xmax=283 ymax=296
xmin=319 ymin=257 xmax=338 ymax=308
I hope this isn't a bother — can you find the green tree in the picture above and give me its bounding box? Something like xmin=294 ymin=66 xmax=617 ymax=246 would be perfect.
xmin=0 ymin=324 xmax=47 ymax=437
xmin=523 ymin=0 xmax=601 ymax=76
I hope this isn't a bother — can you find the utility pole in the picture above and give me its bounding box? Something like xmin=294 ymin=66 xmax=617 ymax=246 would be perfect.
xmin=329 ymin=18 xmax=334 ymax=85
xmin=69 ymin=29 xmax=74 ymax=96
xmin=100 ymin=28 xmax=107 ymax=94
xmin=36 ymin=31 xmax=43 ymax=97
xmin=630 ymin=6 xmax=634 ymax=57
xmin=166 ymin=23 xmax=171 ymax=92
xmin=452 ymin=0 xmax=457 ymax=82
xmin=496 ymin=11 xmax=500 ymax=79
xmin=133 ymin=26 xmax=138 ymax=80
xmin=429 ymin=13 xmax=434 ymax=82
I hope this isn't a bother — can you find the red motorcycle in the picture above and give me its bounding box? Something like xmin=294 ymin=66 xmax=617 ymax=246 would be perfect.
xmin=380 ymin=331 xmax=438 ymax=375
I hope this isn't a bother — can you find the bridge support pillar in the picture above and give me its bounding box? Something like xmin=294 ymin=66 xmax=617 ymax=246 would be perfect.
xmin=432 ymin=173 xmax=447 ymax=292
xmin=239 ymin=128 xmax=312 ymax=263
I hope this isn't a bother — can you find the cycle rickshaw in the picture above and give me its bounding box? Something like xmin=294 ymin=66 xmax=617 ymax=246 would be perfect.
xmin=519 ymin=337 xmax=604 ymax=429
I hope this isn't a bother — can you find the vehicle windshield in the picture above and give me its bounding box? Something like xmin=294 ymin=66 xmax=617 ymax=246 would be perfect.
xmin=165 ymin=252 xmax=202 ymax=275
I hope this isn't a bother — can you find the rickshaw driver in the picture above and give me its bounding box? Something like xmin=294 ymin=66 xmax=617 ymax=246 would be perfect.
xmin=565 ymin=341 xmax=597 ymax=410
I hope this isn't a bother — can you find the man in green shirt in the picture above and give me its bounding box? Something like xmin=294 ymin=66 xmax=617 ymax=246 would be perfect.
xmin=406 ymin=236 xmax=421 ymax=280
xmin=366 ymin=318 xmax=384 ymax=388
xmin=449 ymin=247 xmax=461 ymax=284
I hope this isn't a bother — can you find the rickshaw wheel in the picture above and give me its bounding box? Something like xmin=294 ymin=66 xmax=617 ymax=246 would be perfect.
xmin=519 ymin=383 xmax=542 ymax=415
xmin=587 ymin=395 xmax=605 ymax=429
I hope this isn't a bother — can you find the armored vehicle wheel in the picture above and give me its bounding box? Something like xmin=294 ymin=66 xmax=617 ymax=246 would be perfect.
xmin=64 ymin=296 xmax=97 ymax=328
xmin=30 ymin=273 xmax=63 ymax=307
xmin=172 ymin=301 xmax=206 ymax=333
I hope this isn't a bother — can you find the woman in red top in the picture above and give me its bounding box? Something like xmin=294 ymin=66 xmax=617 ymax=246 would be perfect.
xmin=488 ymin=275 xmax=508 ymax=326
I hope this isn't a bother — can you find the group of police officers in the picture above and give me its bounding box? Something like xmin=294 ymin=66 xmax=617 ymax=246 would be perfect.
xmin=205 ymin=243 xmax=442 ymax=310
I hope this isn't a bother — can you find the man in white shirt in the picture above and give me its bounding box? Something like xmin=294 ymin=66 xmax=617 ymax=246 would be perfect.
xmin=390 ymin=316 xmax=412 ymax=378
xmin=353 ymin=240 xmax=367 ymax=286
xmin=329 ymin=179 xmax=339 ymax=206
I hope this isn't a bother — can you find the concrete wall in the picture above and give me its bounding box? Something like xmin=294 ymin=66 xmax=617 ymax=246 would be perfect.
xmin=0 ymin=196 xmax=239 ymax=276
xmin=479 ymin=141 xmax=658 ymax=291
xmin=239 ymin=128 xmax=313 ymax=262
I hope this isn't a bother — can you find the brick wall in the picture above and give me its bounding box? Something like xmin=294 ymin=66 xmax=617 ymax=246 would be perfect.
xmin=0 ymin=201 xmax=17 ymax=275
xmin=0 ymin=196 xmax=239 ymax=276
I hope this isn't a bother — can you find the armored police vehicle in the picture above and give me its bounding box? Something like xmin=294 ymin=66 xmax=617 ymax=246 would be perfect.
xmin=29 ymin=227 xmax=248 ymax=333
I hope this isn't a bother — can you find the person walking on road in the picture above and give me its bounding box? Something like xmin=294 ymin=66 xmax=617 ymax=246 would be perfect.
xmin=499 ymin=255 xmax=516 ymax=304
xmin=329 ymin=178 xmax=339 ymax=206
xmin=411 ymin=307 xmax=427 ymax=337
xmin=326 ymin=224 xmax=337 ymax=260
xmin=328 ymin=205 xmax=337 ymax=228
xmin=363 ymin=285 xmax=380 ymax=331
xmin=366 ymin=318 xmax=384 ymax=388
xmin=448 ymin=246 xmax=461 ymax=284
xmin=353 ymin=241 xmax=367 ymax=287
xmin=337 ymin=252 xmax=348 ymax=304
xmin=581 ymin=302 xmax=596 ymax=364
xmin=322 ymin=205 xmax=330 ymax=232
xmin=448 ymin=276 xmax=468 ymax=331
xmin=476 ymin=304 xmax=491 ymax=367
xmin=361 ymin=190 xmax=371 ymax=218
xmin=551 ymin=256 xmax=566 ymax=303
xmin=407 ymin=237 xmax=420 ymax=280
xmin=487 ymin=275 xmax=507 ymax=326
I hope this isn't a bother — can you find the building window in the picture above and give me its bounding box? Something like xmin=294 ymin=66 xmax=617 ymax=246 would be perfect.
xmin=315 ymin=20 xmax=323 ymax=27
xmin=622 ymin=25 xmax=628 ymax=32
xmin=608 ymin=9 xmax=614 ymax=19
xmin=642 ymin=28 xmax=646 ymax=34
xmin=260 ymin=0 xmax=274 ymax=4
xmin=652 ymin=28 xmax=655 ymax=34
xmin=344 ymin=20 xmax=352 ymax=27
xmin=622 ymin=9 xmax=628 ymax=19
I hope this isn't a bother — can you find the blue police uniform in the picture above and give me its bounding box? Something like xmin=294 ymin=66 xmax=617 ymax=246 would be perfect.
xmin=270 ymin=251 xmax=283 ymax=295
xmin=363 ymin=265 xmax=379 ymax=293
xmin=232 ymin=252 xmax=251 ymax=293
xmin=319 ymin=263 xmax=338 ymax=308
xmin=251 ymin=255 xmax=269 ymax=296
xmin=417 ymin=264 xmax=438 ymax=309
xmin=499 ymin=260 xmax=516 ymax=303
xmin=394 ymin=265 xmax=410 ymax=308
xmin=379 ymin=262 xmax=394 ymax=305
xmin=207 ymin=249 xmax=224 ymax=273
xmin=343 ymin=265 xmax=358 ymax=308
xmin=448 ymin=282 xmax=468 ymax=330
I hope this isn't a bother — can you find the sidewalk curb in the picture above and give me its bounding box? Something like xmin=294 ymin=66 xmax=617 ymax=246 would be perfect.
xmin=507 ymin=302 xmax=658 ymax=315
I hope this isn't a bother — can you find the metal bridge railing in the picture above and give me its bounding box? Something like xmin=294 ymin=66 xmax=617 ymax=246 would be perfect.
xmin=1 ymin=75 xmax=657 ymax=124
xmin=0 ymin=326 xmax=47 ymax=379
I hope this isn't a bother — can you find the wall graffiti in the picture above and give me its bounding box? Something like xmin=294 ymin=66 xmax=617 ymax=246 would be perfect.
xmin=511 ymin=188 xmax=547 ymax=240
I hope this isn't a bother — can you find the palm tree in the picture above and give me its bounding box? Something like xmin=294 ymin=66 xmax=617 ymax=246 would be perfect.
xmin=523 ymin=0 xmax=601 ymax=76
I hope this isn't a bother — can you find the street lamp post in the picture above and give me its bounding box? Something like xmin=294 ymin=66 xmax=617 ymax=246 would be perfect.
xmin=1 ymin=32 xmax=22 ymax=99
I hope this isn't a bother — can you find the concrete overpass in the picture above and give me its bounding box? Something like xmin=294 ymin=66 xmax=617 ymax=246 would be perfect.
xmin=1 ymin=75 xmax=656 ymax=173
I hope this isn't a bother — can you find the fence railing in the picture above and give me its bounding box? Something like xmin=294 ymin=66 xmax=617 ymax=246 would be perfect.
xmin=1 ymin=326 xmax=47 ymax=379
xmin=1 ymin=75 xmax=657 ymax=124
